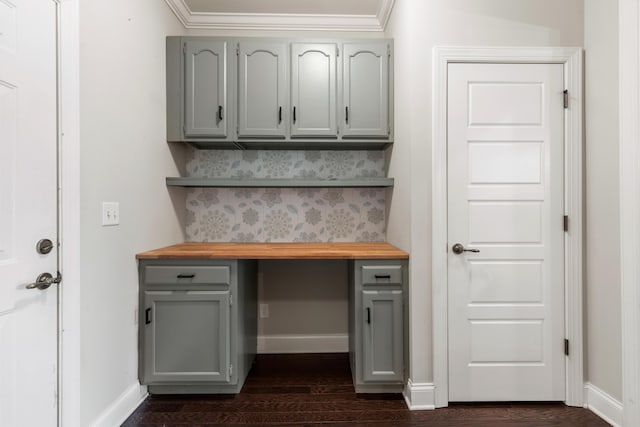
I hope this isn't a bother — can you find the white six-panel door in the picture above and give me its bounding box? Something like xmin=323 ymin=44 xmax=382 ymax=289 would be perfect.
xmin=447 ymin=63 xmax=565 ymax=401
xmin=0 ymin=0 xmax=59 ymax=425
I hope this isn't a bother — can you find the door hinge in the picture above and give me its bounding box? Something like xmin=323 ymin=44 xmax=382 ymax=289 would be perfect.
xmin=564 ymin=338 xmax=570 ymax=356
xmin=564 ymin=215 xmax=569 ymax=232
xmin=563 ymin=90 xmax=569 ymax=109
xmin=183 ymin=43 xmax=186 ymax=55
xmin=337 ymin=47 xmax=340 ymax=57
xmin=236 ymin=44 xmax=239 ymax=55
xmin=388 ymin=44 xmax=391 ymax=57
xmin=229 ymin=364 xmax=233 ymax=377
xmin=229 ymin=293 xmax=233 ymax=306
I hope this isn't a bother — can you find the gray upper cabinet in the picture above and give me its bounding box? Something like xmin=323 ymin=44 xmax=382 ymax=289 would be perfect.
xmin=237 ymin=42 xmax=287 ymax=138
xmin=290 ymin=43 xmax=338 ymax=138
xmin=183 ymin=39 xmax=229 ymax=139
xmin=167 ymin=36 xmax=392 ymax=149
xmin=342 ymin=43 xmax=390 ymax=138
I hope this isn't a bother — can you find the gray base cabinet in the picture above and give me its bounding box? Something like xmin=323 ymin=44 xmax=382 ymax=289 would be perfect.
xmin=138 ymin=259 xmax=257 ymax=394
xmin=138 ymin=257 xmax=406 ymax=395
xmin=349 ymin=260 xmax=408 ymax=393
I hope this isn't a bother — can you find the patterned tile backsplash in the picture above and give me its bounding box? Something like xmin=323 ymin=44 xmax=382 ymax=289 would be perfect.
xmin=184 ymin=150 xmax=388 ymax=242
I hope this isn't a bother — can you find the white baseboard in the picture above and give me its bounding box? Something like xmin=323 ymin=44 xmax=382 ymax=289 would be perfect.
xmin=403 ymin=380 xmax=435 ymax=410
xmin=257 ymin=334 xmax=348 ymax=353
xmin=90 ymin=381 xmax=148 ymax=427
xmin=583 ymin=382 xmax=623 ymax=427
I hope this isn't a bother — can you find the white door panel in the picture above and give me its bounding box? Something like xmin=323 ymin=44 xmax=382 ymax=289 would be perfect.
xmin=447 ymin=63 xmax=565 ymax=402
xmin=0 ymin=0 xmax=58 ymax=426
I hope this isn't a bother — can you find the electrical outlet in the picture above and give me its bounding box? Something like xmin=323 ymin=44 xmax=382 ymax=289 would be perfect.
xmin=259 ymin=303 xmax=269 ymax=319
xmin=102 ymin=202 xmax=119 ymax=226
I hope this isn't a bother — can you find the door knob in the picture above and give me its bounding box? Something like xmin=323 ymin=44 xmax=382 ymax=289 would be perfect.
xmin=26 ymin=272 xmax=62 ymax=290
xmin=452 ymin=243 xmax=480 ymax=254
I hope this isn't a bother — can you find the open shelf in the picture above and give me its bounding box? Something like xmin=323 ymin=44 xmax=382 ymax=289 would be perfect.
xmin=165 ymin=177 xmax=395 ymax=188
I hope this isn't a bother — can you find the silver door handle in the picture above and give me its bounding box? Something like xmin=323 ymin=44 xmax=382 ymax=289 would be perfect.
xmin=452 ymin=243 xmax=480 ymax=254
xmin=26 ymin=272 xmax=62 ymax=290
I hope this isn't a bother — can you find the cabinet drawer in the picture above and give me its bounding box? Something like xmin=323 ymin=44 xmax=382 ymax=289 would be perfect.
xmin=361 ymin=265 xmax=402 ymax=285
xmin=145 ymin=265 xmax=231 ymax=285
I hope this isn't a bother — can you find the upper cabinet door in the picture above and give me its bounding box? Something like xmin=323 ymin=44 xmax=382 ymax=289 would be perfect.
xmin=342 ymin=43 xmax=390 ymax=138
xmin=238 ymin=42 xmax=287 ymax=138
xmin=290 ymin=43 xmax=338 ymax=138
xmin=184 ymin=39 xmax=228 ymax=138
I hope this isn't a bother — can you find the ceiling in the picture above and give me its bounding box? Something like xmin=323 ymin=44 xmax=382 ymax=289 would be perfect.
xmin=164 ymin=0 xmax=396 ymax=32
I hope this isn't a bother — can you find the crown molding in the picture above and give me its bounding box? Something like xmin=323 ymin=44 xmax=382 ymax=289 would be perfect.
xmin=376 ymin=0 xmax=396 ymax=30
xmin=165 ymin=0 xmax=395 ymax=32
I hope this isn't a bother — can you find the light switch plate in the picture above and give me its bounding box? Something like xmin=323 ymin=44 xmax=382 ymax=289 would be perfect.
xmin=102 ymin=202 xmax=120 ymax=226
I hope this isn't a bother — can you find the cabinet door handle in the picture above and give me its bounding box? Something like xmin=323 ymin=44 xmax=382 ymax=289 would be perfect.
xmin=345 ymin=106 xmax=349 ymax=124
xmin=177 ymin=273 xmax=195 ymax=279
xmin=145 ymin=308 xmax=152 ymax=325
xmin=374 ymin=274 xmax=391 ymax=279
xmin=293 ymin=106 xmax=297 ymax=124
xmin=366 ymin=307 xmax=371 ymax=324
xmin=218 ymin=105 xmax=224 ymax=121
xmin=278 ymin=106 xmax=282 ymax=124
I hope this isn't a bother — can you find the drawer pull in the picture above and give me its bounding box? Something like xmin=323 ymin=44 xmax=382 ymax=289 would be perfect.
xmin=145 ymin=308 xmax=152 ymax=325
xmin=366 ymin=307 xmax=371 ymax=324
xmin=374 ymin=274 xmax=391 ymax=279
xmin=177 ymin=273 xmax=195 ymax=279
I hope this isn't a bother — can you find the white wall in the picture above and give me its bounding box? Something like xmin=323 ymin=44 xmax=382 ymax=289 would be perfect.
xmin=385 ymin=0 xmax=584 ymax=388
xmin=584 ymin=0 xmax=622 ymax=402
xmin=78 ymin=1 xmax=187 ymax=424
xmin=258 ymin=260 xmax=348 ymax=352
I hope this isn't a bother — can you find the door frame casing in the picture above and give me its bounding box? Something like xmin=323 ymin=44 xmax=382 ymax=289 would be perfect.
xmin=619 ymin=1 xmax=640 ymax=425
xmin=431 ymin=46 xmax=584 ymax=408
xmin=58 ymin=0 xmax=82 ymax=425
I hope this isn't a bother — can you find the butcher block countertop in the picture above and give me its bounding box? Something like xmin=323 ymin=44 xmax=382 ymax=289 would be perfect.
xmin=136 ymin=242 xmax=409 ymax=260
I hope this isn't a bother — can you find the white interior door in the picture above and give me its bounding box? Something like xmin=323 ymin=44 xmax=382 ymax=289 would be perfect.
xmin=0 ymin=0 xmax=59 ymax=425
xmin=447 ymin=63 xmax=565 ymax=401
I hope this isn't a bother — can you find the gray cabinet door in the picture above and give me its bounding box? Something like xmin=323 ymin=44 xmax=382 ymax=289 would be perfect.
xmin=143 ymin=290 xmax=231 ymax=383
xmin=290 ymin=43 xmax=337 ymax=137
xmin=184 ymin=39 xmax=228 ymax=138
xmin=238 ymin=42 xmax=287 ymax=138
xmin=342 ymin=43 xmax=389 ymax=138
xmin=362 ymin=289 xmax=403 ymax=382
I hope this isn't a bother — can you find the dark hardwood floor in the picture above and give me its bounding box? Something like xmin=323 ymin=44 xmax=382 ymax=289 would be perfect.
xmin=123 ymin=353 xmax=610 ymax=426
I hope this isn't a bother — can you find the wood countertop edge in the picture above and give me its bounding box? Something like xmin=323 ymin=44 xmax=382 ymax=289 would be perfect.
xmin=136 ymin=242 xmax=409 ymax=260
